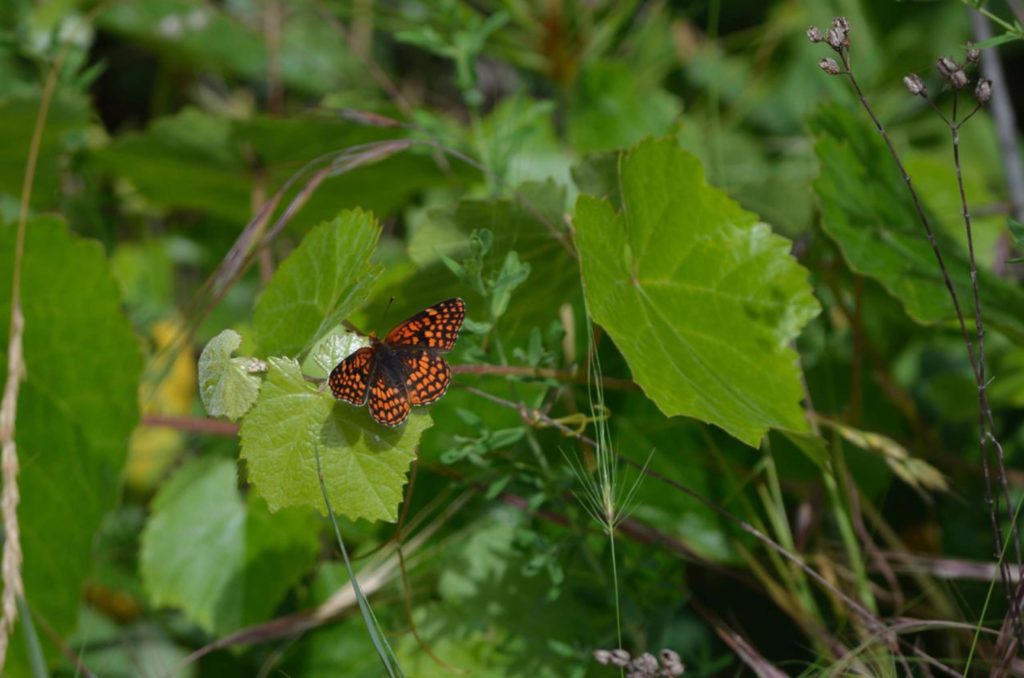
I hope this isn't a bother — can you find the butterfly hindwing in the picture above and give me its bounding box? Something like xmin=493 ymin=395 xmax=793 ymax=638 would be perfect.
xmin=384 ymin=297 xmax=465 ymax=351
xmin=330 ymin=298 xmax=465 ymax=427
xmin=399 ymin=348 xmax=452 ymax=406
xmin=328 ymin=346 xmax=375 ymax=405
xmin=367 ymin=371 xmax=411 ymax=427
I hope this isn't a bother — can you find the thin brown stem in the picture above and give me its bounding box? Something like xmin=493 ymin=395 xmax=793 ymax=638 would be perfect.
xmin=951 ymin=90 xmax=1024 ymax=649
xmin=141 ymin=415 xmax=240 ymax=437
xmin=452 ymin=363 xmax=636 ymax=390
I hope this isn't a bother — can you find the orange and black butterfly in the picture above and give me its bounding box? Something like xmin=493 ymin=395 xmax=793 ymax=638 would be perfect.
xmin=328 ymin=298 xmax=465 ymax=427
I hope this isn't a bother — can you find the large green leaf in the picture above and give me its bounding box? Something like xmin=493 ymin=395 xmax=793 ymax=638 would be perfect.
xmin=574 ymin=137 xmax=819 ymax=446
xmin=198 ymin=329 xmax=261 ymax=420
xmin=811 ymin=105 xmax=1024 ymax=343
xmin=239 ymin=358 xmax=431 ymax=522
xmin=253 ymin=209 xmax=382 ymax=357
xmin=140 ymin=457 xmax=318 ymax=635
xmin=89 ymin=108 xmax=251 ymax=223
xmin=0 ymin=216 xmax=142 ymax=675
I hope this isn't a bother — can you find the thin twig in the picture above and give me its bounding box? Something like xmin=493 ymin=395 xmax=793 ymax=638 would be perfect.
xmin=141 ymin=414 xmax=240 ymax=437
xmin=452 ymin=363 xmax=636 ymax=390
xmin=948 ymin=86 xmax=1024 ymax=648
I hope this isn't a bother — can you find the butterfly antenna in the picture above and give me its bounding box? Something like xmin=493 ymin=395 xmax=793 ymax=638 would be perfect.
xmin=380 ymin=296 xmax=396 ymax=327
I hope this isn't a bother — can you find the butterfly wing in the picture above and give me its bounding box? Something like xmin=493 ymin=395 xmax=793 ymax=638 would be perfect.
xmin=384 ymin=297 xmax=465 ymax=351
xmin=398 ymin=348 xmax=452 ymax=406
xmin=328 ymin=347 xmax=375 ymax=405
xmin=367 ymin=371 xmax=411 ymax=427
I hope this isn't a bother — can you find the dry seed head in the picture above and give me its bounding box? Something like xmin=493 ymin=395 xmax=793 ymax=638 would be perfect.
xmin=903 ymin=74 xmax=926 ymax=96
xmin=806 ymin=26 xmax=823 ymax=43
xmin=950 ymin=69 xmax=968 ymax=89
xmin=831 ymin=16 xmax=850 ymax=33
xmin=660 ymin=649 xmax=686 ymax=676
xmin=610 ymin=649 xmax=632 ymax=667
xmin=937 ymin=56 xmax=958 ymax=77
xmin=825 ymin=26 xmax=845 ymax=50
xmin=975 ymin=77 xmax=992 ymax=104
xmin=819 ymin=58 xmax=841 ymax=75
xmin=594 ymin=649 xmax=612 ymax=665
xmin=966 ymin=43 xmax=980 ymax=64
xmin=632 ymin=653 xmax=659 ymax=673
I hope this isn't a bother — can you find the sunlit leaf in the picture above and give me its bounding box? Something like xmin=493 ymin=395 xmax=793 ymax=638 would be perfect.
xmin=574 ymin=137 xmax=820 ymax=446
xmin=239 ymin=358 xmax=431 ymax=522
xmin=198 ymin=328 xmax=262 ymax=420
xmin=253 ymin=209 xmax=382 ymax=357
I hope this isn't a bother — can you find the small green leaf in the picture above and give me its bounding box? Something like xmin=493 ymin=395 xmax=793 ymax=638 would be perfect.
xmin=1009 ymin=217 xmax=1024 ymax=245
xmin=198 ymin=329 xmax=262 ymax=420
xmin=253 ymin=209 xmax=382 ymax=357
xmin=140 ymin=458 xmax=319 ymax=635
xmin=240 ymin=358 xmax=432 ymax=522
xmin=574 ymin=137 xmax=820 ymax=446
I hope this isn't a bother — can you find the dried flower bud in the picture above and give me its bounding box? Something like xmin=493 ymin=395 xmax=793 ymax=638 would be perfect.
xmin=936 ymin=56 xmax=958 ymax=77
xmin=975 ymin=77 xmax=992 ymax=104
xmin=630 ymin=653 xmax=659 ymax=676
xmin=594 ymin=649 xmax=612 ymax=665
xmin=966 ymin=43 xmax=980 ymax=64
xmin=807 ymin=26 xmax=823 ymax=43
xmin=903 ymin=74 xmax=926 ymax=96
xmin=660 ymin=649 xmax=686 ymax=676
xmin=610 ymin=649 xmax=632 ymax=667
xmin=825 ymin=26 xmax=845 ymax=50
xmin=949 ymin=69 xmax=968 ymax=89
xmin=832 ymin=16 xmax=850 ymax=32
xmin=819 ymin=58 xmax=841 ymax=75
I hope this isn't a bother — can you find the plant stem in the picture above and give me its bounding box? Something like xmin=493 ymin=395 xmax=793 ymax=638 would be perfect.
xmin=950 ymin=90 xmax=1024 ymax=651
xmin=838 ymin=45 xmax=1023 ymax=646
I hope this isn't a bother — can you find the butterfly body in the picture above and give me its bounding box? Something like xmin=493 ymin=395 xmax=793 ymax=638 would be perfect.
xmin=328 ymin=298 xmax=465 ymax=427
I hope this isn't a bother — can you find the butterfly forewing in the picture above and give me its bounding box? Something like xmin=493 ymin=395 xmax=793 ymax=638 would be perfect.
xmin=328 ymin=346 xmax=374 ymax=405
xmin=368 ymin=372 xmax=411 ymax=427
xmin=329 ymin=298 xmax=465 ymax=427
xmin=399 ymin=348 xmax=452 ymax=406
xmin=384 ymin=297 xmax=465 ymax=351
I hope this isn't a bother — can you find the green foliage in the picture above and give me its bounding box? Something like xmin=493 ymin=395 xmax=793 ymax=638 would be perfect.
xmin=239 ymin=358 xmax=431 ymax=522
xmin=0 ymin=90 xmax=90 ymax=210
xmin=4 ymin=2 xmax=1023 ymax=675
xmin=574 ymin=138 xmax=820 ymax=446
xmin=253 ymin=210 xmax=381 ymax=357
xmin=0 ymin=216 xmax=142 ymax=676
xmin=140 ymin=457 xmax=319 ymax=635
xmin=811 ymin=105 xmax=1024 ymax=342
xmin=198 ymin=329 xmax=261 ymax=420
xmin=569 ymin=60 xmax=681 ymax=153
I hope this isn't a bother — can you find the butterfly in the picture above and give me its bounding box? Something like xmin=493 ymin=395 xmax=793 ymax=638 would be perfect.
xmin=328 ymin=298 xmax=465 ymax=427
